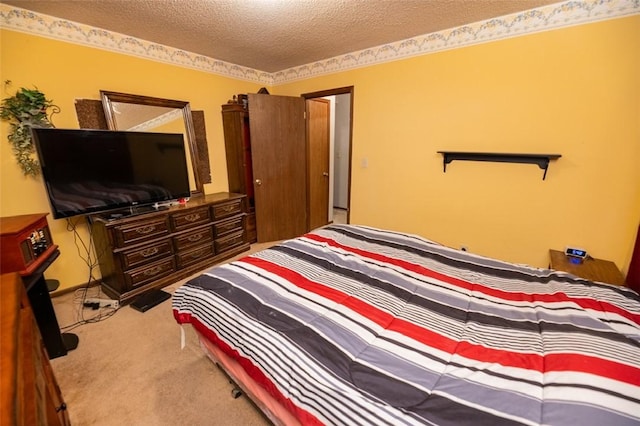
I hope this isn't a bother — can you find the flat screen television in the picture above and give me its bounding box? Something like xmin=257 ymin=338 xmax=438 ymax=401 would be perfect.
xmin=32 ymin=128 xmax=191 ymax=219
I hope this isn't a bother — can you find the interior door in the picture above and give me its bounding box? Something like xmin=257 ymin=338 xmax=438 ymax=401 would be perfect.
xmin=248 ymin=94 xmax=307 ymax=242
xmin=306 ymin=98 xmax=330 ymax=230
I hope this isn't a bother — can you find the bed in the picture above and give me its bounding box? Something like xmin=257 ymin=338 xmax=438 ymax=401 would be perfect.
xmin=172 ymin=224 xmax=640 ymax=426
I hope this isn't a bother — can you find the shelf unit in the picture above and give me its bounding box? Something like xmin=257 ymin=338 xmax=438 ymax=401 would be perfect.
xmin=437 ymin=151 xmax=561 ymax=180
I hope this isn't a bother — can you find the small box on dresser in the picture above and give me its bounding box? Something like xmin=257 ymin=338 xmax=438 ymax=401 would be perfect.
xmin=91 ymin=193 xmax=250 ymax=304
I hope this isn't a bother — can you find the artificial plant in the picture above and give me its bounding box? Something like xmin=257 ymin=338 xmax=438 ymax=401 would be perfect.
xmin=0 ymin=82 xmax=59 ymax=176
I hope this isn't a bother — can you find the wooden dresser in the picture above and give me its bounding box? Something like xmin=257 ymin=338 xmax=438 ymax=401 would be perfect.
xmin=1 ymin=272 xmax=70 ymax=425
xmin=91 ymin=192 xmax=250 ymax=304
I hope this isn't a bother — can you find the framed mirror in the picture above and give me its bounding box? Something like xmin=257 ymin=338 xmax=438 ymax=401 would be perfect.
xmin=100 ymin=90 xmax=203 ymax=196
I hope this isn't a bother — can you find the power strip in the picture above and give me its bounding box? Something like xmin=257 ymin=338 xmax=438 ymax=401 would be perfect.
xmin=84 ymin=298 xmax=119 ymax=310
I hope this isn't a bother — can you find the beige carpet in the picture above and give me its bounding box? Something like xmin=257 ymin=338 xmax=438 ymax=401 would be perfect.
xmin=50 ymin=244 xmax=277 ymax=426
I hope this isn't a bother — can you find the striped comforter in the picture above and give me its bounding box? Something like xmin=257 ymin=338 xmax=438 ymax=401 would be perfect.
xmin=172 ymin=225 xmax=640 ymax=426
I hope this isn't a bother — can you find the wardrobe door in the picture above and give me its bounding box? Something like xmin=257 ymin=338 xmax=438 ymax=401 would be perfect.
xmin=248 ymin=94 xmax=307 ymax=242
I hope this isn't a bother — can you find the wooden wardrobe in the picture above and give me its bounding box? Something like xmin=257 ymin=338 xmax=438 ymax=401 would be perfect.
xmin=222 ymin=93 xmax=320 ymax=243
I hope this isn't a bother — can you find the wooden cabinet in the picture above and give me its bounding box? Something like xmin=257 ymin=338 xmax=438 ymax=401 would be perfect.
xmin=222 ymin=99 xmax=257 ymax=243
xmin=92 ymin=192 xmax=250 ymax=304
xmin=0 ymin=214 xmax=72 ymax=359
xmin=1 ymin=272 xmax=70 ymax=426
xmin=221 ymin=94 xmax=309 ymax=243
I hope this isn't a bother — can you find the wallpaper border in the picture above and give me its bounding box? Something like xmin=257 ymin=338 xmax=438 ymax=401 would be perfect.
xmin=1 ymin=0 xmax=639 ymax=86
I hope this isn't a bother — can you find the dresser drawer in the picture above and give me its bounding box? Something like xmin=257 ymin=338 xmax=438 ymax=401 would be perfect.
xmin=171 ymin=207 xmax=211 ymax=231
xmin=176 ymin=244 xmax=215 ymax=269
xmin=173 ymin=226 xmax=213 ymax=251
xmin=114 ymin=217 xmax=170 ymax=247
xmin=120 ymin=240 xmax=173 ymax=270
xmin=125 ymin=257 xmax=176 ymax=288
xmin=214 ymin=231 xmax=245 ymax=253
xmin=213 ymin=216 xmax=244 ymax=238
xmin=212 ymin=199 xmax=243 ymax=220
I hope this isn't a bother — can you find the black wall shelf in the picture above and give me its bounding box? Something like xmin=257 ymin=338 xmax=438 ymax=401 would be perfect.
xmin=437 ymin=151 xmax=562 ymax=180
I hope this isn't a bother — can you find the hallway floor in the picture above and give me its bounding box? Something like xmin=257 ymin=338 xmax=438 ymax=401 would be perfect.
xmin=333 ymin=208 xmax=347 ymax=224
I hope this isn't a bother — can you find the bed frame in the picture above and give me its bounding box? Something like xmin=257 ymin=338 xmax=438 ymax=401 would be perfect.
xmin=197 ymin=331 xmax=300 ymax=426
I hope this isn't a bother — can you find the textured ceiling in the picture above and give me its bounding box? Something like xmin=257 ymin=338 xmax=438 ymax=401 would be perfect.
xmin=3 ymin=0 xmax=560 ymax=72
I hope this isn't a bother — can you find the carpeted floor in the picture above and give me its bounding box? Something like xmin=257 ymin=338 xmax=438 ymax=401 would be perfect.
xmin=50 ymin=244 xmax=276 ymax=426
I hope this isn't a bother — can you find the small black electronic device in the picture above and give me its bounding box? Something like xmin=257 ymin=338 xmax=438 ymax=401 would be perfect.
xmin=130 ymin=289 xmax=171 ymax=313
xmin=565 ymin=247 xmax=588 ymax=259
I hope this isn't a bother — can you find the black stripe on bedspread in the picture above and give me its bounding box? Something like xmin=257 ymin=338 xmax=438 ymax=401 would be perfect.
xmin=173 ymin=225 xmax=640 ymax=426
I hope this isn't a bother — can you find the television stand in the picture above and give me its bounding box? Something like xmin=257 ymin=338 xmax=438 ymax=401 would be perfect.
xmin=92 ymin=192 xmax=250 ymax=305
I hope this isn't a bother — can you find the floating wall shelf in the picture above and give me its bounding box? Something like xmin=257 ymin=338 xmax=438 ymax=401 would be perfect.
xmin=437 ymin=151 xmax=562 ymax=180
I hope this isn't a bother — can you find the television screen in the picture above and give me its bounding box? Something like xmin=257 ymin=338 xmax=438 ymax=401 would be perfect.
xmin=32 ymin=128 xmax=191 ymax=219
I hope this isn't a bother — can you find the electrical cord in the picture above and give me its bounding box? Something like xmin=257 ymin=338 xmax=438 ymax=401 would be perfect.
xmin=58 ymin=216 xmax=119 ymax=331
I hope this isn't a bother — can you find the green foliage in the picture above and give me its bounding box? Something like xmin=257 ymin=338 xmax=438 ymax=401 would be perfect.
xmin=0 ymin=83 xmax=59 ymax=176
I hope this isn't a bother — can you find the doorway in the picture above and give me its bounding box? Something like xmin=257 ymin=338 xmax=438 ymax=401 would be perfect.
xmin=303 ymin=87 xmax=353 ymax=227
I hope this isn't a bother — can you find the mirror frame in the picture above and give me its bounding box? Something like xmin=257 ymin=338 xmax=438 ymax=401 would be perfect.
xmin=100 ymin=90 xmax=203 ymax=196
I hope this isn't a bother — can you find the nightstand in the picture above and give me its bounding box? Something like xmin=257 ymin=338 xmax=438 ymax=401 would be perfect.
xmin=549 ymin=249 xmax=626 ymax=286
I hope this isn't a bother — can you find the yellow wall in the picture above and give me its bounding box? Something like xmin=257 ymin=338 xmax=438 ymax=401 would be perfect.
xmin=2 ymin=16 xmax=639 ymax=292
xmin=275 ymin=16 xmax=640 ymax=273
xmin=0 ymin=29 xmax=261 ymax=291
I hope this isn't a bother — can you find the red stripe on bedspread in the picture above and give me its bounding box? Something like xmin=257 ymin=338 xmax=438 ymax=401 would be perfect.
xmin=240 ymin=256 xmax=640 ymax=387
xmin=173 ymin=310 xmax=324 ymax=426
xmin=305 ymin=234 xmax=640 ymax=326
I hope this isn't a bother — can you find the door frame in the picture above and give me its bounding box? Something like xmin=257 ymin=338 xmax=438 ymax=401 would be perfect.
xmin=302 ymin=86 xmax=354 ymax=225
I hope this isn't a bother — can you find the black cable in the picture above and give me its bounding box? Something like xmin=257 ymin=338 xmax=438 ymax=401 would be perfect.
xmin=58 ymin=216 xmax=119 ymax=330
xmin=60 ymin=304 xmax=117 ymax=332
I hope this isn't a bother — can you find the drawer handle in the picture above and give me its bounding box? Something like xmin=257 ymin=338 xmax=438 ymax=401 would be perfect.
xmin=221 ymin=205 xmax=235 ymax=213
xmin=135 ymin=225 xmax=156 ymax=235
xmin=184 ymin=213 xmax=201 ymax=222
xmin=187 ymin=233 xmax=203 ymax=242
xmin=219 ymin=236 xmax=242 ymax=249
xmin=143 ymin=266 xmax=163 ymax=277
xmin=189 ymin=249 xmax=207 ymax=259
xmin=140 ymin=247 xmax=159 ymax=257
xmin=218 ymin=223 xmax=235 ymax=232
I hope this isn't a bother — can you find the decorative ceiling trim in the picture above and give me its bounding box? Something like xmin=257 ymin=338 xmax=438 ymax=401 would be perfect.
xmin=273 ymin=0 xmax=640 ymax=84
xmin=0 ymin=4 xmax=273 ymax=85
xmin=1 ymin=0 xmax=638 ymax=87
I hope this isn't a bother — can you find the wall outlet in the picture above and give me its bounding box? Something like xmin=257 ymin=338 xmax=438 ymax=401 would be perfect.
xmin=85 ymin=298 xmax=119 ymax=310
